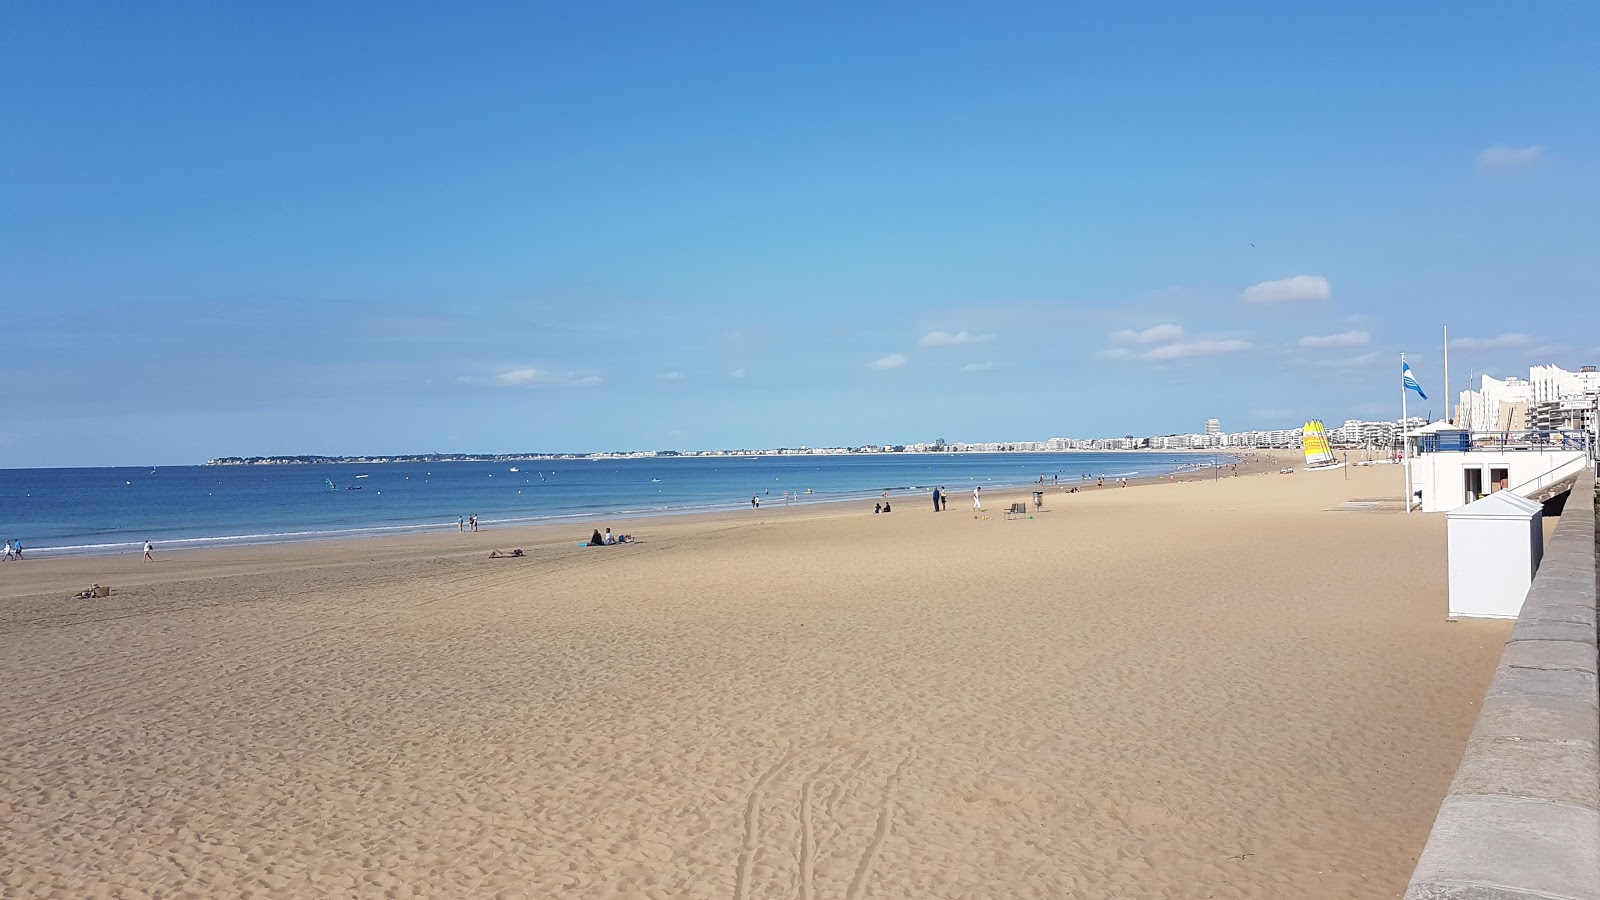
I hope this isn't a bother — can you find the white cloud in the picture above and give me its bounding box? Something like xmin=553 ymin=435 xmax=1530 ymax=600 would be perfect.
xmin=919 ymin=330 xmax=994 ymax=347
xmin=1143 ymin=339 xmax=1250 ymax=361
xmin=1477 ymin=144 xmax=1543 ymax=172
xmin=872 ymin=354 xmax=908 ymax=370
xmin=1450 ymin=333 xmax=1535 ymax=350
xmin=493 ymin=368 xmax=603 ymax=388
xmin=1530 ymin=343 xmax=1570 ymax=358
xmin=1241 ymin=275 xmax=1331 ymax=304
xmin=961 ymin=362 xmax=999 ymax=373
xmin=1111 ymin=323 xmax=1184 ymax=344
xmin=660 ymin=371 xmax=683 ymax=381
xmin=730 ymin=368 xmax=747 ymax=379
xmin=1298 ymin=330 xmax=1371 ymax=349
xmin=1318 ymin=351 xmax=1380 ymax=369
xmin=1097 ymin=347 xmax=1134 ymax=360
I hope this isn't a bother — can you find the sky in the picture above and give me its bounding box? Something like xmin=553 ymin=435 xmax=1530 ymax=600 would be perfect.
xmin=2 ymin=2 xmax=1596 ymax=467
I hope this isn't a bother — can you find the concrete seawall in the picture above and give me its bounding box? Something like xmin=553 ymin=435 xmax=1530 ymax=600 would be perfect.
xmin=1405 ymin=466 xmax=1598 ymax=900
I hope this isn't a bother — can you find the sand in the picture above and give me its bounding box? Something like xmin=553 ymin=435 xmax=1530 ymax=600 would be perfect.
xmin=0 ymin=456 xmax=1510 ymax=899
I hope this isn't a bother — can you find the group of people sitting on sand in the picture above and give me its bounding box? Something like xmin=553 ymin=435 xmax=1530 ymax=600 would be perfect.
xmin=588 ymin=528 xmax=634 ymax=546
xmin=71 ymin=584 xmax=110 ymax=599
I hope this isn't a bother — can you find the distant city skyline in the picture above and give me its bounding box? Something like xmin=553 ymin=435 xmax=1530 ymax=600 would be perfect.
xmin=3 ymin=3 xmax=1595 ymax=468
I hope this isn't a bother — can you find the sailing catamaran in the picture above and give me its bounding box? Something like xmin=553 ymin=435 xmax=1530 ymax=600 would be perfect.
xmin=1301 ymin=419 xmax=1344 ymax=471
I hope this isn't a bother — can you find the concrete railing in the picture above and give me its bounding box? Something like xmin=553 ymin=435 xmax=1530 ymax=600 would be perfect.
xmin=1404 ymin=466 xmax=1598 ymax=900
xmin=1507 ymin=453 xmax=1590 ymax=505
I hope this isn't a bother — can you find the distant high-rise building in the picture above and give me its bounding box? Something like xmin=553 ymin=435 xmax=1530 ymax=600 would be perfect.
xmin=1205 ymin=418 xmax=1221 ymax=435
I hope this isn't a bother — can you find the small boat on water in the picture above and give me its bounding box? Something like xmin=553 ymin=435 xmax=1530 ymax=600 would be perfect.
xmin=347 ymin=485 xmax=363 ymax=490
xmin=509 ymin=467 xmax=519 ymax=472
xmin=355 ymin=474 xmax=369 ymax=479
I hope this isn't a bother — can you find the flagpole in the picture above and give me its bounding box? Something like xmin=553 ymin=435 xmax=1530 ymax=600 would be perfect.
xmin=1402 ymin=352 xmax=1412 ymax=513
xmin=1443 ymin=325 xmax=1451 ymax=424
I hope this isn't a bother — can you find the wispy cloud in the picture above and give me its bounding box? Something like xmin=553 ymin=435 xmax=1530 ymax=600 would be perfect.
xmin=1143 ymin=339 xmax=1250 ymax=361
xmin=730 ymin=368 xmax=747 ymax=379
xmin=1317 ymin=351 xmax=1380 ymax=370
xmin=1241 ymin=275 xmax=1331 ymax=305
xmin=1530 ymin=344 xmax=1570 ymax=358
xmin=1450 ymin=333 xmax=1535 ymax=350
xmin=494 ymin=368 xmax=602 ymax=388
xmin=920 ymin=330 xmax=994 ymax=347
xmin=1299 ymin=330 xmax=1370 ymax=349
xmin=872 ymin=354 xmax=908 ymax=370
xmin=1111 ymin=323 xmax=1184 ymax=344
xmin=660 ymin=371 xmax=683 ymax=381
xmin=1477 ymin=144 xmax=1543 ymax=172
xmin=961 ymin=362 xmax=999 ymax=373
xmin=1097 ymin=347 xmax=1134 ymax=360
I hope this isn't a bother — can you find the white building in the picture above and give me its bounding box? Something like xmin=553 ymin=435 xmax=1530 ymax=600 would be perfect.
xmin=1529 ymin=363 xmax=1600 ymax=405
xmin=1328 ymin=418 xmax=1418 ymax=449
xmin=1457 ymin=363 xmax=1599 ymax=446
xmin=1406 ymin=422 xmax=1590 ymax=513
xmin=1458 ymin=374 xmax=1533 ymax=431
xmin=1205 ymin=418 xmax=1221 ymax=435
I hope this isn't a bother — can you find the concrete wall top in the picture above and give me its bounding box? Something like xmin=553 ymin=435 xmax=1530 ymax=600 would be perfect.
xmin=1406 ymin=465 xmax=1598 ymax=900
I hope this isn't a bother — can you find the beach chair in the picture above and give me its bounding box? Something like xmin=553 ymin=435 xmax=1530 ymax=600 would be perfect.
xmin=1004 ymin=502 xmax=1028 ymax=520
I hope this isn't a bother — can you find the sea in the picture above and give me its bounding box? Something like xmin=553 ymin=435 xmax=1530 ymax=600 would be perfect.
xmin=0 ymin=452 xmax=1228 ymax=557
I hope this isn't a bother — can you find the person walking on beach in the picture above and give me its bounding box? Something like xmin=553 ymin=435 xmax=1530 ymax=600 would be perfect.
xmin=751 ymin=494 xmax=760 ymax=509
xmin=457 ymin=516 xmax=464 ymax=533
xmin=143 ymin=540 xmax=153 ymax=562
xmin=972 ymin=486 xmax=983 ymax=511
xmin=12 ymin=538 xmax=21 ymax=560
xmin=940 ymin=486 xmax=948 ymax=511
xmin=2 ymin=540 xmax=12 ymax=561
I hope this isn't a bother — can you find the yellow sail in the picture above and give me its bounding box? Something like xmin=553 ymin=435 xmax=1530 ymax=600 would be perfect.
xmin=1302 ymin=419 xmax=1336 ymax=467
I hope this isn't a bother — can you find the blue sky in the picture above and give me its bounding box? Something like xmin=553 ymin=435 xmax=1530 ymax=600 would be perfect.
xmin=3 ymin=2 xmax=1595 ymax=466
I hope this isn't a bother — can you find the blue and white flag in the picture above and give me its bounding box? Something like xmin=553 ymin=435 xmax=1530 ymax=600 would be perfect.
xmin=1402 ymin=361 xmax=1427 ymax=400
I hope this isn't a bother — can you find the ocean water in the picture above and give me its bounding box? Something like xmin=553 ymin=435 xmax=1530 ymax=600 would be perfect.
xmin=0 ymin=452 xmax=1226 ymax=557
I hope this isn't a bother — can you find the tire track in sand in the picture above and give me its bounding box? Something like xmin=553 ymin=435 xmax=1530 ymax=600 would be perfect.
xmin=845 ymin=751 xmax=914 ymax=900
xmin=732 ymin=745 xmax=798 ymax=900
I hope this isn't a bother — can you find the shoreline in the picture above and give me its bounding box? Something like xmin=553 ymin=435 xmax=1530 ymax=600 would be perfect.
xmin=9 ymin=452 xmax=1254 ymax=560
xmin=2 ymin=451 xmax=1285 ymax=599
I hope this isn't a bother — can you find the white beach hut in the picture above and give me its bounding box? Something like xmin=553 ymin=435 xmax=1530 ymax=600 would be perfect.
xmin=1444 ymin=489 xmax=1544 ymax=618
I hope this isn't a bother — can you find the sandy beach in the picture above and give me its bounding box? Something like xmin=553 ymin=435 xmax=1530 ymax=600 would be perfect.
xmin=0 ymin=456 xmax=1510 ymax=899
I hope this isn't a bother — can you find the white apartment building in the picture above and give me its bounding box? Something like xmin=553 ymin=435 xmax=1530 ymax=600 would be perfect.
xmin=1458 ymin=374 xmax=1533 ymax=431
xmin=1205 ymin=418 xmax=1222 ymax=435
xmin=1458 ymin=363 xmax=1600 ymax=441
xmin=1529 ymin=364 xmax=1600 ymax=404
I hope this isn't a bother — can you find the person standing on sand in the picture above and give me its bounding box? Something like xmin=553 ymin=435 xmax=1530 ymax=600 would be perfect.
xmin=932 ymin=486 xmax=941 ymax=511
xmin=972 ymin=486 xmax=983 ymax=510
xmin=2 ymin=540 xmax=12 ymax=561
xmin=940 ymin=486 xmax=948 ymax=511
xmin=457 ymin=516 xmax=464 ymax=533
xmin=751 ymin=494 xmax=759 ymax=509
xmin=12 ymin=538 xmax=21 ymax=559
xmin=143 ymin=540 xmax=153 ymax=561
